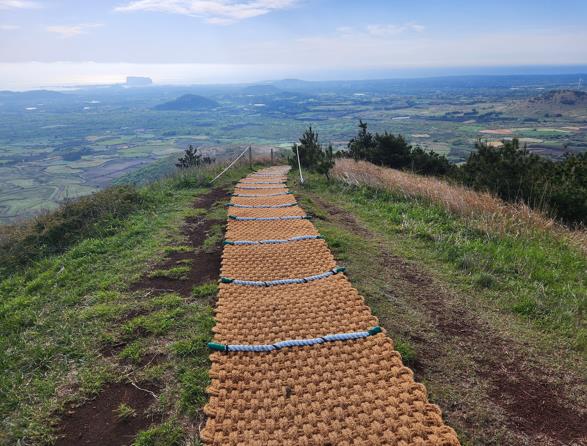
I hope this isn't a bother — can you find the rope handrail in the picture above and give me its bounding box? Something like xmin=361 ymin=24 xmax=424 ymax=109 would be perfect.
xmin=210 ymin=146 xmax=250 ymax=183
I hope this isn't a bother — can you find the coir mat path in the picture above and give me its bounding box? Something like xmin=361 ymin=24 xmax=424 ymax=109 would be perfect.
xmin=201 ymin=166 xmax=460 ymax=445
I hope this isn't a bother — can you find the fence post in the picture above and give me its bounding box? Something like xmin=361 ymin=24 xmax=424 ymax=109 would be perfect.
xmin=248 ymin=146 xmax=252 ymax=170
xmin=271 ymin=148 xmax=274 ymax=166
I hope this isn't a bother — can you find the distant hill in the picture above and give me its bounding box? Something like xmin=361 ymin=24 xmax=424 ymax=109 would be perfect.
xmin=154 ymin=94 xmax=218 ymax=111
xmin=529 ymin=89 xmax=587 ymax=106
xmin=507 ymin=89 xmax=587 ymax=116
xmin=0 ymin=90 xmax=67 ymax=102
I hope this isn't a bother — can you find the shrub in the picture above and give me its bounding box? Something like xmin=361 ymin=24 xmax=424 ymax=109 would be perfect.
xmin=0 ymin=185 xmax=144 ymax=277
xmin=344 ymin=121 xmax=453 ymax=176
xmin=459 ymin=139 xmax=587 ymax=225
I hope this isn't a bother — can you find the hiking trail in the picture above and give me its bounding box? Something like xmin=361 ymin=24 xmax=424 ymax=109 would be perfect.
xmin=201 ymin=166 xmax=460 ymax=445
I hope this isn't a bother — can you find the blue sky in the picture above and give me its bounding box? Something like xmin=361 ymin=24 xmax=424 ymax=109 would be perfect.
xmin=1 ymin=0 xmax=586 ymax=88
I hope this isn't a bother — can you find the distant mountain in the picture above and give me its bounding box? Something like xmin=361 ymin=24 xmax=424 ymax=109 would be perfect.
xmin=154 ymin=94 xmax=219 ymax=111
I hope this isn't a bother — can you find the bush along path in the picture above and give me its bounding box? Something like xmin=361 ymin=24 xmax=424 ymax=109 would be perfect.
xmin=201 ymin=166 xmax=460 ymax=445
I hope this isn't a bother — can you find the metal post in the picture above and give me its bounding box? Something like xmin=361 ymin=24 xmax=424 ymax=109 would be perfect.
xmin=271 ymin=148 xmax=274 ymax=166
xmin=248 ymin=146 xmax=252 ymax=170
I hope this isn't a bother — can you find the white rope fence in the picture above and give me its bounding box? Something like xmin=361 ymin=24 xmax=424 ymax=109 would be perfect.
xmin=296 ymin=146 xmax=305 ymax=185
xmin=210 ymin=146 xmax=250 ymax=183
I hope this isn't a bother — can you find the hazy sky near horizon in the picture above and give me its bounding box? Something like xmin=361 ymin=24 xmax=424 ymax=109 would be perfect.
xmin=1 ymin=0 xmax=586 ymax=88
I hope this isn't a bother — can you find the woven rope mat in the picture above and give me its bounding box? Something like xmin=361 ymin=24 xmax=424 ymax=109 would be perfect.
xmin=202 ymin=167 xmax=460 ymax=445
xmin=231 ymin=196 xmax=298 ymax=206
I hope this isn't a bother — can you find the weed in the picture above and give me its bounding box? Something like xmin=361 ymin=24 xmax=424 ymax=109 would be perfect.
xmin=115 ymin=402 xmax=137 ymax=421
xmin=474 ymin=272 xmax=497 ymax=289
xmin=394 ymin=339 xmax=417 ymax=365
xmin=119 ymin=342 xmax=143 ymax=363
xmin=133 ymin=422 xmax=183 ymax=446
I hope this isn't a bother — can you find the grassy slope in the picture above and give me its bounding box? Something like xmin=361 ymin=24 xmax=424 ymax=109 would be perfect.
xmin=299 ymin=173 xmax=586 ymax=350
xmin=0 ymin=166 xmax=248 ymax=445
xmin=294 ymin=172 xmax=586 ymax=445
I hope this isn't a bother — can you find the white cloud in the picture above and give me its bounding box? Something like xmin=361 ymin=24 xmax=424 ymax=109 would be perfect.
xmin=0 ymin=24 xmax=20 ymax=30
xmin=0 ymin=0 xmax=40 ymax=9
xmin=366 ymin=22 xmax=425 ymax=37
xmin=46 ymin=23 xmax=103 ymax=38
xmin=114 ymin=0 xmax=298 ymax=24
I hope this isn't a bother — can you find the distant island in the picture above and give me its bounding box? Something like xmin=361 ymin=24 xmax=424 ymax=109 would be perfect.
xmin=154 ymin=94 xmax=219 ymax=111
xmin=126 ymin=76 xmax=153 ymax=87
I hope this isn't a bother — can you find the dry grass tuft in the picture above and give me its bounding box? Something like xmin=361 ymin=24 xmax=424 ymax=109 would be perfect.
xmin=332 ymin=159 xmax=587 ymax=253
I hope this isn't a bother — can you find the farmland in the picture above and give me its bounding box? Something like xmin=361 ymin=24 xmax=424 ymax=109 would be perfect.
xmin=1 ymin=73 xmax=586 ymax=222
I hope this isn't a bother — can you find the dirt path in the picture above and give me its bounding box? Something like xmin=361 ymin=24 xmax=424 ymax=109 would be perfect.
xmin=56 ymin=187 xmax=227 ymax=446
xmin=308 ymin=194 xmax=587 ymax=446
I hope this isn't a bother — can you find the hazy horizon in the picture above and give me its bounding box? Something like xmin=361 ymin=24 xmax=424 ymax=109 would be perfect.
xmin=1 ymin=0 xmax=586 ymax=90
xmin=1 ymin=63 xmax=586 ymax=91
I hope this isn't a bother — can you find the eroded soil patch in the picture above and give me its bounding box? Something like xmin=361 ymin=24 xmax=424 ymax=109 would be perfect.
xmin=130 ymin=187 xmax=227 ymax=296
xmin=56 ymin=383 xmax=157 ymax=446
xmin=57 ymin=187 xmax=227 ymax=445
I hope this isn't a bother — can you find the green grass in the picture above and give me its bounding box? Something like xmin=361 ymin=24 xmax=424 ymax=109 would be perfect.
xmin=0 ymin=164 xmax=252 ymax=445
xmin=296 ymin=172 xmax=587 ymax=444
xmin=202 ymin=223 xmax=224 ymax=253
xmin=299 ymin=174 xmax=587 ymax=351
xmin=147 ymin=266 xmax=191 ymax=280
xmin=133 ymin=422 xmax=184 ymax=446
xmin=192 ymin=282 xmax=218 ymax=300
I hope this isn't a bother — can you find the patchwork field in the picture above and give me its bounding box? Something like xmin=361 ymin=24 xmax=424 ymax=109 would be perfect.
xmin=1 ymin=75 xmax=586 ymax=221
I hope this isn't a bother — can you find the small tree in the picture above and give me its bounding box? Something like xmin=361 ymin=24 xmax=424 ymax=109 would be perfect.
xmin=347 ymin=120 xmax=376 ymax=161
xmin=290 ymin=127 xmax=334 ymax=179
xmin=291 ymin=127 xmax=324 ymax=169
xmin=176 ymin=145 xmax=214 ymax=169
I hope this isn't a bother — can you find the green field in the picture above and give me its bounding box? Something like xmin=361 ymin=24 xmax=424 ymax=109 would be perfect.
xmin=2 ymin=77 xmax=586 ymax=222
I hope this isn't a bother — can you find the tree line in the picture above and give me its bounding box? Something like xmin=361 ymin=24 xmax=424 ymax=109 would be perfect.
xmin=290 ymin=122 xmax=587 ymax=225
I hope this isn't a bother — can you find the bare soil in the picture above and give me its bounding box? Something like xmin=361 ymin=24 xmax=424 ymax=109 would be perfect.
xmin=56 ymin=187 xmax=227 ymax=446
xmin=308 ymin=194 xmax=587 ymax=446
xmin=55 ymin=383 xmax=157 ymax=446
xmin=129 ymin=187 xmax=227 ymax=296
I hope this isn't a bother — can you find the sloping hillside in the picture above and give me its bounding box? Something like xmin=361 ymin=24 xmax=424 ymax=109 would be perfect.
xmin=507 ymin=89 xmax=587 ymax=116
